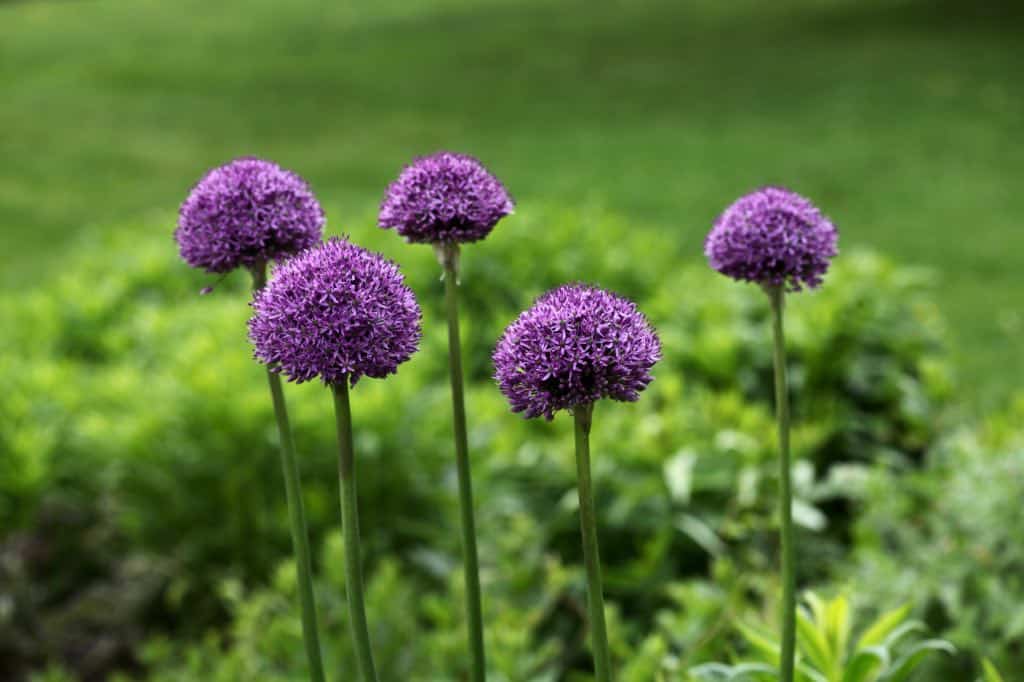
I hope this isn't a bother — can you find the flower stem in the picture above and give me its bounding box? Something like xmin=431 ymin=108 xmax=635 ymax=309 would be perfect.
xmin=332 ymin=380 xmax=379 ymax=682
xmin=251 ymin=264 xmax=326 ymax=682
xmin=768 ymin=285 xmax=795 ymax=682
xmin=440 ymin=245 xmax=487 ymax=682
xmin=573 ymin=402 xmax=612 ymax=682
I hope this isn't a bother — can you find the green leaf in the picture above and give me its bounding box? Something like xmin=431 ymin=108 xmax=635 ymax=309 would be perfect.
xmin=728 ymin=663 xmax=778 ymax=681
xmin=676 ymin=513 xmax=727 ymax=557
xmin=805 ymin=592 xmax=829 ymax=628
xmin=664 ymin=449 xmax=696 ymax=503
xmin=737 ymin=622 xmax=781 ymax=666
xmin=981 ymin=658 xmax=1004 ymax=682
xmin=856 ymin=604 xmax=911 ymax=650
xmin=690 ymin=662 xmax=736 ymax=681
xmin=796 ymin=607 xmax=834 ymax=674
xmin=689 ymin=662 xmax=780 ymax=682
xmin=842 ymin=646 xmax=888 ymax=682
xmin=882 ymin=639 xmax=956 ymax=682
xmin=881 ymin=621 xmax=926 ymax=650
xmin=792 ymin=500 xmax=828 ymax=531
xmin=826 ymin=595 xmax=851 ymax=674
xmin=796 ymin=663 xmax=830 ymax=682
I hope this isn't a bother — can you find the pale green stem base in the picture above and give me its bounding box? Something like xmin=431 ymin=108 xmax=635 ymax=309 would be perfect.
xmin=332 ymin=380 xmax=379 ymax=682
xmin=252 ymin=264 xmax=326 ymax=682
xmin=440 ymin=244 xmax=487 ymax=682
xmin=768 ymin=285 xmax=796 ymax=682
xmin=574 ymin=403 xmax=612 ymax=682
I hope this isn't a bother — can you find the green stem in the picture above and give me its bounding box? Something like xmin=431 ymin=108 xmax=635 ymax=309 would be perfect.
xmin=440 ymin=244 xmax=487 ymax=682
xmin=573 ymin=403 xmax=612 ymax=682
xmin=332 ymin=380 xmax=379 ymax=682
xmin=251 ymin=264 xmax=326 ymax=682
xmin=768 ymin=285 xmax=796 ymax=682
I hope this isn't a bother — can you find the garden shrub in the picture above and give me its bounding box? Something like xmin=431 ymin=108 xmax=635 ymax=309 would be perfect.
xmin=0 ymin=204 xmax=951 ymax=678
xmin=849 ymin=396 xmax=1024 ymax=678
xmin=29 ymin=523 xmax=570 ymax=681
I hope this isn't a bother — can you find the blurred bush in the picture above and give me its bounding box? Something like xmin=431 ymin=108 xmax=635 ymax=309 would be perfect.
xmin=0 ymin=204 xmax=951 ymax=679
xmin=848 ymin=395 xmax=1024 ymax=679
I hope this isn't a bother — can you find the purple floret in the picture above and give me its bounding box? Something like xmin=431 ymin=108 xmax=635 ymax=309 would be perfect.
xmin=493 ymin=284 xmax=661 ymax=420
xmin=704 ymin=186 xmax=838 ymax=291
xmin=249 ymin=238 xmax=422 ymax=386
xmin=176 ymin=157 xmax=325 ymax=273
xmin=379 ymin=151 xmax=514 ymax=244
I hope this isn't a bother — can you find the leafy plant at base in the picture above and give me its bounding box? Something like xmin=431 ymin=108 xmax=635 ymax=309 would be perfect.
xmin=689 ymin=592 xmax=954 ymax=682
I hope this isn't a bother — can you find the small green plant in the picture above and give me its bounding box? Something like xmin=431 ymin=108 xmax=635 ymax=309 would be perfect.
xmin=690 ymin=592 xmax=954 ymax=682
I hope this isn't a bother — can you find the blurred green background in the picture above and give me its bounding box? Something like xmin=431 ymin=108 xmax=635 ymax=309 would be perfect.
xmin=1 ymin=0 xmax=1022 ymax=680
xmin=2 ymin=0 xmax=1022 ymax=404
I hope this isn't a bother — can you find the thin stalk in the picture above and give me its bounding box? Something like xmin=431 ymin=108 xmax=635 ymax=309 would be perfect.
xmin=332 ymin=380 xmax=379 ymax=682
xmin=768 ymin=285 xmax=796 ymax=682
xmin=251 ymin=264 xmax=326 ymax=682
xmin=440 ymin=244 xmax=487 ymax=682
xmin=573 ymin=402 xmax=611 ymax=682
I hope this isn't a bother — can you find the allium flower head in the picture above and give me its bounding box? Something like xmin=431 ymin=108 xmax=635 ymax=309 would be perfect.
xmin=704 ymin=186 xmax=838 ymax=290
xmin=379 ymin=151 xmax=514 ymax=244
xmin=493 ymin=284 xmax=661 ymax=420
xmin=176 ymin=157 xmax=325 ymax=273
xmin=249 ymin=238 xmax=421 ymax=386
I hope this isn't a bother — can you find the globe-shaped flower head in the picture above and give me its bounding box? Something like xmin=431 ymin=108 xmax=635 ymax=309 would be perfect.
xmin=176 ymin=157 xmax=325 ymax=273
xmin=249 ymin=238 xmax=422 ymax=386
xmin=704 ymin=186 xmax=838 ymax=291
xmin=378 ymin=152 xmax=514 ymax=244
xmin=493 ymin=284 xmax=662 ymax=420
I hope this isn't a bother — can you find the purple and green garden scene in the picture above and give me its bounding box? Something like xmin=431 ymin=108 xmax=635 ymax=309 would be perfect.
xmin=1 ymin=1 xmax=1022 ymax=681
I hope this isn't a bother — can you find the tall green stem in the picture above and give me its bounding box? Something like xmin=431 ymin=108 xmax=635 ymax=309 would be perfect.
xmin=573 ymin=403 xmax=612 ymax=682
xmin=332 ymin=380 xmax=379 ymax=682
xmin=251 ymin=264 xmax=326 ymax=682
xmin=440 ymin=244 xmax=487 ymax=682
xmin=768 ymin=285 xmax=795 ymax=682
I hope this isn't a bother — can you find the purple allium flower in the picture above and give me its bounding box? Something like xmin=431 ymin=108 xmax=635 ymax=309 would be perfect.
xmin=704 ymin=186 xmax=838 ymax=291
xmin=176 ymin=157 xmax=325 ymax=273
xmin=493 ymin=284 xmax=661 ymax=420
xmin=378 ymin=152 xmax=514 ymax=244
xmin=249 ymin=238 xmax=422 ymax=386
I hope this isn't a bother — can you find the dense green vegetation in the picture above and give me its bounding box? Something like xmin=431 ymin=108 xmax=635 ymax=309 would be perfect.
xmin=1 ymin=0 xmax=1021 ymax=680
xmin=3 ymin=208 xmax=1016 ymax=680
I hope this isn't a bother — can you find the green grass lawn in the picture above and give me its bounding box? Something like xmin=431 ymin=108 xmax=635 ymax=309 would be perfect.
xmin=1 ymin=0 xmax=1021 ymax=406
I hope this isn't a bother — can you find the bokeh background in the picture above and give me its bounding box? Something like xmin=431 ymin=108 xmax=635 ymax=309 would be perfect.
xmin=1 ymin=0 xmax=1022 ymax=680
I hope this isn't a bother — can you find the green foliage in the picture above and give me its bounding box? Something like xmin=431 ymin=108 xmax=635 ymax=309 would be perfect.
xmin=848 ymin=397 xmax=1024 ymax=678
xmin=689 ymin=592 xmax=955 ymax=682
xmin=0 ymin=208 xmax=950 ymax=678
xmin=123 ymin=521 xmax=572 ymax=682
xmin=980 ymin=659 xmax=1005 ymax=682
xmin=648 ymin=253 xmax=951 ymax=467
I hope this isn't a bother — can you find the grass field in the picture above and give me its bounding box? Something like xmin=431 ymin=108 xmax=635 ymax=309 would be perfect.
xmin=1 ymin=0 xmax=1021 ymax=405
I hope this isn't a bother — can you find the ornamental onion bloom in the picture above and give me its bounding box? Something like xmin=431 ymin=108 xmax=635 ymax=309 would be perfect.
xmin=178 ymin=157 xmax=329 ymax=679
xmin=378 ymin=151 xmax=514 ymax=244
xmin=249 ymin=238 xmax=421 ymax=386
xmin=176 ymin=157 xmax=325 ymax=273
xmin=380 ymin=151 xmax=511 ymax=680
xmin=705 ymin=186 xmax=838 ymax=682
xmin=704 ymin=186 xmax=838 ymax=290
xmin=493 ymin=284 xmax=662 ymax=420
